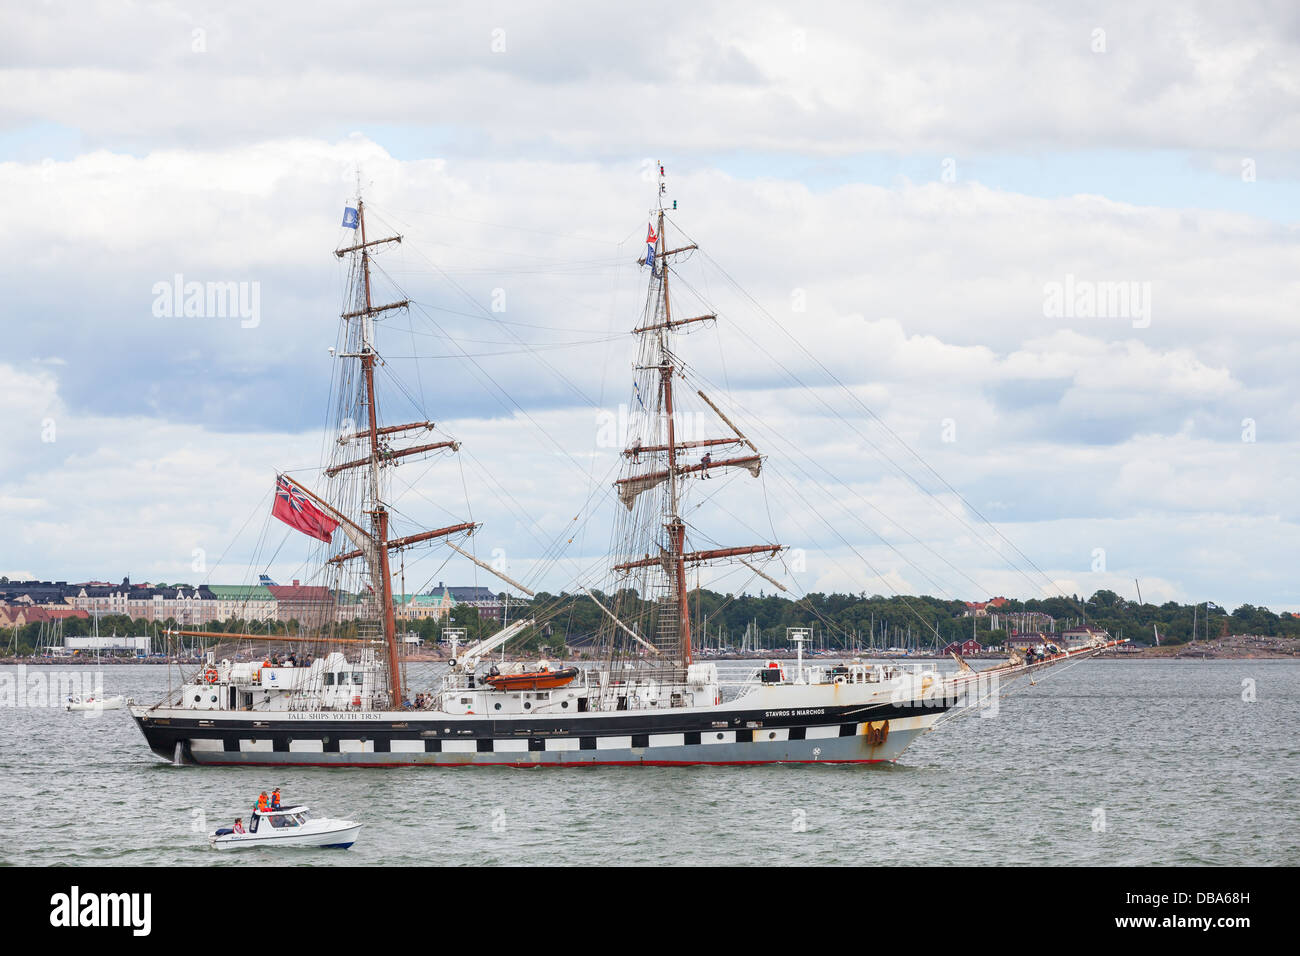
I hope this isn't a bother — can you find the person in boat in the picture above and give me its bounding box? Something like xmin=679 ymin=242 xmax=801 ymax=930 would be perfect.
xmin=232 ymin=817 xmax=245 ymax=834
xmin=270 ymin=787 xmax=282 ymax=810
xmin=256 ymin=791 xmax=269 ymax=813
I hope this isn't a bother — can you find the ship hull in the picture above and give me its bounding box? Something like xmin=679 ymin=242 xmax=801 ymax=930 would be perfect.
xmin=130 ymin=701 xmax=947 ymax=767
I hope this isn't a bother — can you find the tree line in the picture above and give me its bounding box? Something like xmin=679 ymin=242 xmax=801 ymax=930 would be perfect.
xmin=4 ymin=587 xmax=1295 ymax=656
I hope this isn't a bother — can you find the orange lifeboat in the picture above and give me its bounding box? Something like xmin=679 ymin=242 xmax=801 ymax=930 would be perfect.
xmin=484 ymin=666 xmax=580 ymax=691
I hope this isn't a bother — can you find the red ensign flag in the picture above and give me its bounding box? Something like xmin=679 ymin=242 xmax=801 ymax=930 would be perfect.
xmin=271 ymin=476 xmax=340 ymax=542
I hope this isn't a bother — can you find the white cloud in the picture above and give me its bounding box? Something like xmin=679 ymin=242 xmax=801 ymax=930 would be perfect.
xmin=4 ymin=2 xmax=1298 ymax=154
xmin=3 ymin=3 xmax=1298 ymax=613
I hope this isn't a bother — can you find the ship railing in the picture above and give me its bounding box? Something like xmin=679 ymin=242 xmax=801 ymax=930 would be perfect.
xmin=723 ymin=660 xmax=943 ymax=689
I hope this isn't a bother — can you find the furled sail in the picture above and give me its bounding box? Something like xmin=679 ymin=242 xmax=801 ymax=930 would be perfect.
xmin=616 ymin=470 xmax=670 ymax=510
xmin=614 ymin=454 xmax=763 ymax=511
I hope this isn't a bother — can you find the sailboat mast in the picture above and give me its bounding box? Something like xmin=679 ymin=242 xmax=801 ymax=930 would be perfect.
xmin=356 ymin=198 xmax=404 ymax=706
xmin=610 ymin=164 xmax=779 ymax=668
xmin=655 ymin=188 xmax=692 ymax=666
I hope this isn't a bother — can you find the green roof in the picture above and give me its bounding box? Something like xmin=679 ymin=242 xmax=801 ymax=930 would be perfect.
xmin=394 ymin=593 xmax=454 ymax=606
xmin=207 ymin=585 xmax=274 ymax=599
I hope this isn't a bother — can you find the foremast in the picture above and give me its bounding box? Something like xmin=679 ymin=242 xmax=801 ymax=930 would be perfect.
xmin=613 ymin=164 xmax=782 ymax=667
xmin=325 ymin=197 xmax=476 ymax=706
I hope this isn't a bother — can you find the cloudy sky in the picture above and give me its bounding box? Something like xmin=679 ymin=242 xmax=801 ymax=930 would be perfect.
xmin=1 ymin=1 xmax=1297 ymax=613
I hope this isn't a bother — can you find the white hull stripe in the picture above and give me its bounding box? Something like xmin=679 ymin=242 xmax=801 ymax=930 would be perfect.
xmin=217 ymin=718 xmax=936 ymax=754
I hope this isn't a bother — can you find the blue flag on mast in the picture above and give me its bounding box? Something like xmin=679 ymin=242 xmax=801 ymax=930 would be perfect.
xmin=645 ymin=223 xmax=658 ymax=277
xmin=342 ymin=207 xmax=360 ymax=229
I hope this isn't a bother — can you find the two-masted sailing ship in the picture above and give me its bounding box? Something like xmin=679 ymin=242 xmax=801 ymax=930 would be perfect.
xmin=129 ymin=171 xmax=1125 ymax=767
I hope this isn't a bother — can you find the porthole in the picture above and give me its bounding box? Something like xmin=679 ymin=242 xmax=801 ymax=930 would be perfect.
xmin=210 ymin=695 xmax=217 ymax=703
xmin=494 ymin=702 xmax=502 ymax=711
xmin=523 ymin=701 xmax=532 ymax=710
xmin=193 ymin=694 xmax=201 ymax=702
xmin=561 ymin=700 xmax=569 ymax=709
xmin=768 ymin=731 xmax=776 ymax=740
xmin=716 ymin=732 xmax=724 ymax=740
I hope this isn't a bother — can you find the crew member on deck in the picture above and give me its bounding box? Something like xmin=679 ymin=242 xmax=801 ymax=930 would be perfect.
xmin=270 ymin=787 xmax=282 ymax=810
xmin=256 ymin=791 xmax=269 ymax=813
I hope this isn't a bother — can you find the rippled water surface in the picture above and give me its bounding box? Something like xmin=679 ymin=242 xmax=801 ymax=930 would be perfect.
xmin=2 ymin=660 xmax=1296 ymax=865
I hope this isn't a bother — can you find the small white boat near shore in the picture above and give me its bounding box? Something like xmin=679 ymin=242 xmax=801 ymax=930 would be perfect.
xmin=65 ymin=694 xmax=125 ymax=712
xmin=209 ymin=806 xmax=361 ymax=850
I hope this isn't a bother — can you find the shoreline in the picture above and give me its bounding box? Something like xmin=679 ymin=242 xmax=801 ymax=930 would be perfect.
xmin=3 ymin=643 xmax=1297 ymax=667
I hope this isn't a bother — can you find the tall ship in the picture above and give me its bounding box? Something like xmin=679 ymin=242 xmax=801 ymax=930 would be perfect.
xmin=130 ymin=172 xmax=1124 ymax=767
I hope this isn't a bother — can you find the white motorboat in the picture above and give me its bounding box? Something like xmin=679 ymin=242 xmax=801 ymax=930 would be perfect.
xmin=65 ymin=694 xmax=125 ymax=712
xmin=209 ymin=806 xmax=361 ymax=850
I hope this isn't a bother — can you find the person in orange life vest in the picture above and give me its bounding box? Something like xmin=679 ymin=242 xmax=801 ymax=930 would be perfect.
xmin=232 ymin=818 xmax=245 ymax=834
xmin=270 ymin=787 xmax=282 ymax=810
xmin=256 ymin=791 xmax=269 ymax=813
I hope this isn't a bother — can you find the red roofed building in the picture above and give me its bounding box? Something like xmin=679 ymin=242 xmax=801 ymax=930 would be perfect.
xmin=267 ymin=581 xmax=336 ymax=629
xmin=963 ymin=596 xmax=1009 ymax=617
xmin=0 ymin=604 xmax=90 ymax=628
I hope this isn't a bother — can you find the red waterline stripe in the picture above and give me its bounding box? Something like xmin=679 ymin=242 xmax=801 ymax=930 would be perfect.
xmin=193 ymin=758 xmax=889 ymax=768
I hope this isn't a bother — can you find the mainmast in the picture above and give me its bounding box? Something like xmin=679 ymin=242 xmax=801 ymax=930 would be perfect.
xmin=331 ymin=197 xmax=476 ymax=706
xmin=655 ymin=193 xmax=692 ymax=664
xmin=614 ymin=163 xmax=782 ymax=668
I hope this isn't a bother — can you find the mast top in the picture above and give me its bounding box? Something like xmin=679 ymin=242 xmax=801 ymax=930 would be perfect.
xmin=654 ymin=161 xmax=677 ymax=215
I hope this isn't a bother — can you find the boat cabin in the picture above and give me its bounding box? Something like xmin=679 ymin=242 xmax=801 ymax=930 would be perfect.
xmin=435 ymin=661 xmax=722 ymax=715
xmin=248 ymin=806 xmax=312 ymax=832
xmin=179 ymin=651 xmax=384 ymax=712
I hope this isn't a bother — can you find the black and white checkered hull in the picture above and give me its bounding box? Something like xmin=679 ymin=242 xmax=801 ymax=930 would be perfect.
xmin=131 ymin=705 xmax=945 ymax=767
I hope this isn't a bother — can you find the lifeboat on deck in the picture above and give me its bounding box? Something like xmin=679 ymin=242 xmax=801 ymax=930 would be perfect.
xmin=484 ymin=665 xmax=580 ymax=691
